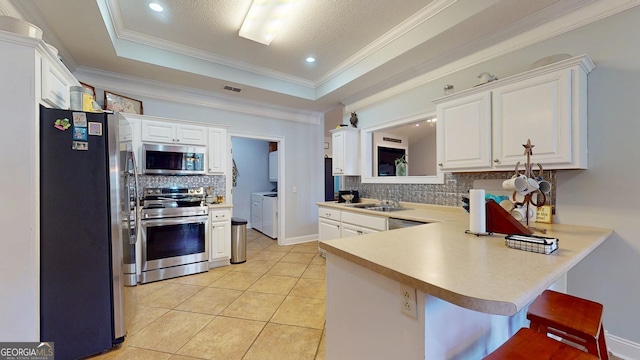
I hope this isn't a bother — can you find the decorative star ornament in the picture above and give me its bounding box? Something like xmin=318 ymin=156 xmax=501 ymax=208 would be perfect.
xmin=523 ymin=139 xmax=534 ymax=156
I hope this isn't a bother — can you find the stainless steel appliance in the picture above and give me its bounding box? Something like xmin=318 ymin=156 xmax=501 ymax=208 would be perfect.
xmin=39 ymin=106 xmax=137 ymax=359
xmin=140 ymin=187 xmax=209 ymax=283
xmin=142 ymin=143 xmax=206 ymax=175
xmin=388 ymin=217 xmax=428 ymax=230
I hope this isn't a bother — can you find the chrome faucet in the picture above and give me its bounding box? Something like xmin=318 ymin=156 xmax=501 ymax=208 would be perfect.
xmin=380 ymin=188 xmax=400 ymax=208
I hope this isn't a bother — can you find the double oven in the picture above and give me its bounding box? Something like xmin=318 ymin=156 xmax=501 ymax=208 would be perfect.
xmin=139 ymin=187 xmax=210 ymax=283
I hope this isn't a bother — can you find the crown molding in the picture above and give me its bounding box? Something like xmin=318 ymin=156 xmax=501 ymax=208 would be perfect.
xmin=315 ymin=0 xmax=457 ymax=87
xmin=74 ymin=67 xmax=323 ymax=125
xmin=7 ymin=0 xmax=79 ymax=71
xmin=343 ymin=0 xmax=640 ymax=113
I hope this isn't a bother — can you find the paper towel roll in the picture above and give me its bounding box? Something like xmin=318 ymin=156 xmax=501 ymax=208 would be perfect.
xmin=469 ymin=189 xmax=486 ymax=234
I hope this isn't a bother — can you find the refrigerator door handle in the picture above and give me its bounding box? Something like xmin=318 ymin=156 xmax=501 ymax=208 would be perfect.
xmin=131 ymin=150 xmax=140 ymax=245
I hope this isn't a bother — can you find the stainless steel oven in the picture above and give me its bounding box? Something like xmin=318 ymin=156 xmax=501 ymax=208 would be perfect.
xmin=140 ymin=187 xmax=209 ymax=283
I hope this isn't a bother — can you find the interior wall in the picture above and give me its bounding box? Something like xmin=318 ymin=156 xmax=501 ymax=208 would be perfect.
xmin=408 ymin=131 xmax=436 ymax=176
xmin=231 ymin=137 xmax=273 ymax=228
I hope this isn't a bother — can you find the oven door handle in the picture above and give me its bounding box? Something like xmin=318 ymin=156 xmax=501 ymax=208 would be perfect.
xmin=141 ymin=215 xmax=209 ymax=228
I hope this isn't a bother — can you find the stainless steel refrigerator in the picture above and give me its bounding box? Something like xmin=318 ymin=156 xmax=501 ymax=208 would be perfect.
xmin=39 ymin=105 xmax=139 ymax=359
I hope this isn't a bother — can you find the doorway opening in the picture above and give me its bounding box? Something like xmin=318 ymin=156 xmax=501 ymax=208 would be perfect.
xmin=228 ymin=133 xmax=284 ymax=244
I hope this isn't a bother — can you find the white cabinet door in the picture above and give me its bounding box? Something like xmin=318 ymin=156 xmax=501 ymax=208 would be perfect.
xmin=436 ymin=92 xmax=492 ymax=170
xmin=331 ymin=127 xmax=360 ymax=175
xmin=360 ymin=227 xmax=380 ymax=235
xmin=492 ymin=69 xmax=572 ymax=168
xmin=118 ymin=114 xmax=143 ymax=172
xmin=208 ymin=127 xmax=227 ymax=174
xmin=319 ymin=218 xmax=341 ymax=241
xmin=141 ymin=120 xmax=175 ymax=143
xmin=341 ymin=223 xmax=360 ymax=238
xmin=176 ymin=124 xmax=207 ymax=145
xmin=41 ymin=55 xmax=72 ymax=109
xmin=210 ymin=209 xmax=231 ymax=262
xmin=332 ymin=131 xmax=345 ymax=174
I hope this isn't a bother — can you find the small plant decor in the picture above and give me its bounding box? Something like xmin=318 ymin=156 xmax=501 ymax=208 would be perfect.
xmin=394 ymin=154 xmax=407 ymax=166
xmin=395 ymin=154 xmax=407 ymax=176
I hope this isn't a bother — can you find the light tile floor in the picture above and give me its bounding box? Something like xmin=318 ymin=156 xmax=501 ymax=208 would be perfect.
xmin=90 ymin=229 xmax=326 ymax=360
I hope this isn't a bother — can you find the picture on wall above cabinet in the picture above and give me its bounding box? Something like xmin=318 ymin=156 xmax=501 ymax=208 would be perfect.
xmin=104 ymin=91 xmax=143 ymax=114
xmin=79 ymin=82 xmax=96 ymax=98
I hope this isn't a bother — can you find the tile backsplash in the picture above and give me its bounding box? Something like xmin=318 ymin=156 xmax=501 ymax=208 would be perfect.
xmin=343 ymin=171 xmax=556 ymax=208
xmin=137 ymin=175 xmax=226 ymax=196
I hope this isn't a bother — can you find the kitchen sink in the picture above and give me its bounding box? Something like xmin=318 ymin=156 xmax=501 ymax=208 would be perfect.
xmin=366 ymin=206 xmax=412 ymax=212
xmin=345 ymin=203 xmax=411 ymax=212
xmin=347 ymin=203 xmax=378 ymax=209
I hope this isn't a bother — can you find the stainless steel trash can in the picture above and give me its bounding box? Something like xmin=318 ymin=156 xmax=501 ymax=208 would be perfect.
xmin=231 ymin=217 xmax=247 ymax=264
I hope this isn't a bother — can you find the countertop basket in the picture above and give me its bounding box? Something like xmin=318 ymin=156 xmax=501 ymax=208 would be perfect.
xmin=505 ymin=234 xmax=559 ymax=255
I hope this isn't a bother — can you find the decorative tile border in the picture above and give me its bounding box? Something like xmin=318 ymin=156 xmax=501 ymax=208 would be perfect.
xmin=137 ymin=175 xmax=226 ymax=196
xmin=344 ymin=171 xmax=556 ymax=208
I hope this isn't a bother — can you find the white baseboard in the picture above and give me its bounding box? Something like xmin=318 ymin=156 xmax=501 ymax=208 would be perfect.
xmin=280 ymin=234 xmax=318 ymax=246
xmin=607 ymin=332 xmax=640 ymax=360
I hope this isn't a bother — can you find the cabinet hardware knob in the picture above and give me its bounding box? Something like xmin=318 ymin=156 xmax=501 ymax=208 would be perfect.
xmin=494 ymin=159 xmax=499 ymax=163
xmin=438 ymin=163 xmax=443 ymax=167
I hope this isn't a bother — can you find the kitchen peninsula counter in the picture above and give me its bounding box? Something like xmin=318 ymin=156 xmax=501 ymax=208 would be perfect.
xmin=317 ymin=200 xmax=612 ymax=359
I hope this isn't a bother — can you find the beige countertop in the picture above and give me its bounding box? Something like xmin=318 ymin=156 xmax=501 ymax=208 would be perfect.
xmin=207 ymin=203 xmax=233 ymax=209
xmin=318 ymin=200 xmax=612 ymax=316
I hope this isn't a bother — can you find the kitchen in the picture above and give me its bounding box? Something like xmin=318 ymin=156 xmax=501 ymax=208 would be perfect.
xmin=1 ymin=1 xmax=639 ymax=359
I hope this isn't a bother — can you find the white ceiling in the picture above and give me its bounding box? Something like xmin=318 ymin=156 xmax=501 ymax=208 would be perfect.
xmin=11 ymin=0 xmax=603 ymax=112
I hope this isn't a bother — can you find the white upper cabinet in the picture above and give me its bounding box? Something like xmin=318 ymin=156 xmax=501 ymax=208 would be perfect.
xmin=40 ymin=53 xmax=75 ymax=110
xmin=434 ymin=55 xmax=593 ymax=172
xmin=331 ymin=127 xmax=360 ymax=176
xmin=436 ymin=92 xmax=492 ymax=170
xmin=141 ymin=120 xmax=207 ymax=145
xmin=269 ymin=151 xmax=278 ymax=182
xmin=207 ymin=127 xmax=227 ymax=174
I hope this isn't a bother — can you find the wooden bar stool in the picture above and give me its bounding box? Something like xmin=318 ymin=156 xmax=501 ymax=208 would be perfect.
xmin=527 ymin=290 xmax=609 ymax=360
xmin=484 ymin=328 xmax=599 ymax=359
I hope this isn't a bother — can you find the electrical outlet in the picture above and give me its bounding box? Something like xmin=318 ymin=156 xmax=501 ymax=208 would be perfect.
xmin=400 ymin=285 xmax=417 ymax=318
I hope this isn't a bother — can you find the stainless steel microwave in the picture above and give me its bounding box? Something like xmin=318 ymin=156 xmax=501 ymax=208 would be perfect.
xmin=142 ymin=143 xmax=206 ymax=175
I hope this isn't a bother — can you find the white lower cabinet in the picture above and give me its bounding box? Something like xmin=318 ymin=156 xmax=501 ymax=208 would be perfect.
xmin=319 ymin=218 xmax=342 ymax=240
xmin=209 ymin=209 xmax=231 ymax=267
xmin=318 ymin=207 xmax=387 ymax=241
xmin=341 ymin=211 xmax=387 ymax=237
xmin=318 ymin=207 xmax=341 ymax=256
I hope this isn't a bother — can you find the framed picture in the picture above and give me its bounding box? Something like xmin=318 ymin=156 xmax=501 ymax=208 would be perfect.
xmin=104 ymin=91 xmax=143 ymax=114
xmin=79 ymin=82 xmax=96 ymax=98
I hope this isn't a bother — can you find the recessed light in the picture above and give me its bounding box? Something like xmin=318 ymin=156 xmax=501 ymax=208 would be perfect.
xmin=306 ymin=57 xmax=316 ymax=63
xmin=149 ymin=3 xmax=163 ymax=12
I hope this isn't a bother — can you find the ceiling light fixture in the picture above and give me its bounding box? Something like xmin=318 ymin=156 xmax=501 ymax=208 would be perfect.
xmin=306 ymin=57 xmax=316 ymax=63
xmin=239 ymin=0 xmax=300 ymax=45
xmin=148 ymin=3 xmax=164 ymax=12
